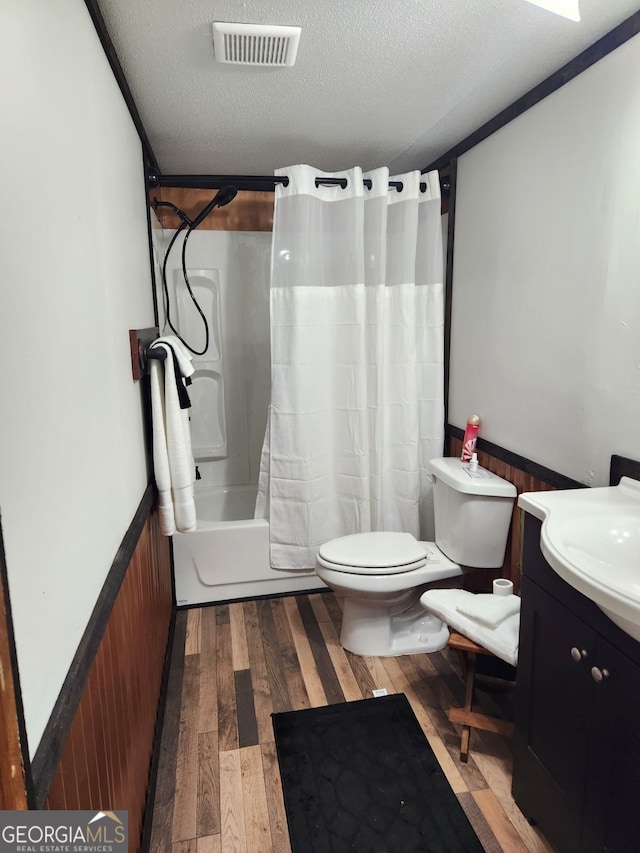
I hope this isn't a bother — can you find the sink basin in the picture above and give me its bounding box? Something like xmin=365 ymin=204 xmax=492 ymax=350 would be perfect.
xmin=519 ymin=477 xmax=640 ymax=642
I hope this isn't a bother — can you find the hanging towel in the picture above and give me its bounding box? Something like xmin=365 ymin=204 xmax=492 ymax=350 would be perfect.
xmin=420 ymin=589 xmax=520 ymax=666
xmin=149 ymin=336 xmax=196 ymax=535
xmin=456 ymin=593 xmax=521 ymax=629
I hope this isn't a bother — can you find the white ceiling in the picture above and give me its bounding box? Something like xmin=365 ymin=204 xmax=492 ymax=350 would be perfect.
xmin=95 ymin=0 xmax=640 ymax=176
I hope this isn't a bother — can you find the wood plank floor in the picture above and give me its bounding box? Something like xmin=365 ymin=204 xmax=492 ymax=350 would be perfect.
xmin=148 ymin=592 xmax=552 ymax=853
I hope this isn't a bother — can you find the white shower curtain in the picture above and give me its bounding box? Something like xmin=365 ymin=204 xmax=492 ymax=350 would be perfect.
xmin=256 ymin=165 xmax=444 ymax=569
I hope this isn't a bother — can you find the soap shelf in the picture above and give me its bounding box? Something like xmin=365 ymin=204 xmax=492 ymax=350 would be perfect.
xmin=174 ymin=269 xmax=227 ymax=459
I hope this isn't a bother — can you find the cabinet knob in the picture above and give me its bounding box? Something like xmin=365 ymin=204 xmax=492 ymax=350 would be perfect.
xmin=591 ymin=666 xmax=610 ymax=682
xmin=570 ymin=647 xmax=588 ymax=661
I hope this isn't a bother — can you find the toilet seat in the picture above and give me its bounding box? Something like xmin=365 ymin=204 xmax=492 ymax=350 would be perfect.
xmin=317 ymin=532 xmax=427 ymax=575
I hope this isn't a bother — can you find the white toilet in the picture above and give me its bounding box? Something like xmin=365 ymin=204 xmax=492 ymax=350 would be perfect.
xmin=315 ymin=457 xmax=517 ymax=656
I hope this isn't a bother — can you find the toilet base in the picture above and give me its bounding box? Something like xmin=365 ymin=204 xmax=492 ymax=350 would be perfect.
xmin=340 ymin=595 xmax=450 ymax=657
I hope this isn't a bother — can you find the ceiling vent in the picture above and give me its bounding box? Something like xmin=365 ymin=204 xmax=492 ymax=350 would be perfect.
xmin=212 ymin=22 xmax=301 ymax=67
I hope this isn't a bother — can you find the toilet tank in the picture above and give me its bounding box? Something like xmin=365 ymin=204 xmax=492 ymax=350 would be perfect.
xmin=429 ymin=457 xmax=517 ymax=568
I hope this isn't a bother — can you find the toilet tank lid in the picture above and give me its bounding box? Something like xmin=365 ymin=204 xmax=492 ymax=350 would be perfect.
xmin=429 ymin=457 xmax=517 ymax=498
xmin=318 ymin=532 xmax=426 ymax=569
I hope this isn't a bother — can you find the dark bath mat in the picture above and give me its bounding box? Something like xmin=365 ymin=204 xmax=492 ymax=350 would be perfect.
xmin=272 ymin=693 xmax=483 ymax=852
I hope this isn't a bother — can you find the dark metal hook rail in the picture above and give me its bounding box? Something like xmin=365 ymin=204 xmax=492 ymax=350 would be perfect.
xmin=152 ymin=173 xmax=450 ymax=195
xmin=146 ymin=347 xmax=167 ymax=362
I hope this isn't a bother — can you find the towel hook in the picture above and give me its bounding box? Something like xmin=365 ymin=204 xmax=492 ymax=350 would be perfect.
xmin=129 ymin=327 xmax=165 ymax=380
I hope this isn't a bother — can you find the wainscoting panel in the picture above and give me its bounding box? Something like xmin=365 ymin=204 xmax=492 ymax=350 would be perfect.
xmin=0 ymin=520 xmax=29 ymax=809
xmin=153 ymin=188 xmax=274 ymax=232
xmin=448 ymin=437 xmax=557 ymax=593
xmin=44 ymin=506 xmax=172 ymax=851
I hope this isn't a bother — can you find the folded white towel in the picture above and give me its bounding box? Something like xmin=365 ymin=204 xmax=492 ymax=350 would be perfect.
xmin=420 ymin=589 xmax=520 ymax=666
xmin=149 ymin=363 xmax=173 ymax=534
xmin=152 ymin=334 xmax=195 ymax=380
xmin=456 ymin=593 xmax=521 ymax=628
xmin=149 ymin=336 xmax=196 ymax=535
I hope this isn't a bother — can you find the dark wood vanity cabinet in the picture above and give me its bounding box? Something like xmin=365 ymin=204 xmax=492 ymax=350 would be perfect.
xmin=513 ymin=514 xmax=640 ymax=853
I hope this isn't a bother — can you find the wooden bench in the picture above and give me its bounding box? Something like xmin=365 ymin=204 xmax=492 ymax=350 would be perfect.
xmin=447 ymin=630 xmax=514 ymax=762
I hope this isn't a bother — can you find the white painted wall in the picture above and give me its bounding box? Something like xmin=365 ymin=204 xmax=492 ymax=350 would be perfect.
xmin=0 ymin=1 xmax=155 ymax=755
xmin=449 ymin=32 xmax=640 ymax=486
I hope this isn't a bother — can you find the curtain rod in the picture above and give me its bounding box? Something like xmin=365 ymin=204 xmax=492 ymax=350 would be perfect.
xmin=151 ymin=173 xmax=450 ymax=195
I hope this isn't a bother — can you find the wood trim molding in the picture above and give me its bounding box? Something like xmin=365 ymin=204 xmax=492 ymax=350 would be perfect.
xmin=139 ymin=610 xmax=185 ymax=851
xmin=31 ymin=484 xmax=156 ymax=805
xmin=83 ymin=0 xmax=160 ymax=174
xmin=144 ymin=162 xmax=161 ymax=328
xmin=610 ymin=454 xmax=640 ymax=486
xmin=0 ymin=519 xmax=31 ymax=809
xmin=443 ymin=158 xmax=457 ymax=430
xmin=426 ymin=11 xmax=640 ymax=172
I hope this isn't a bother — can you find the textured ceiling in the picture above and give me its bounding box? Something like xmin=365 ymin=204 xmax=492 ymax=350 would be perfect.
xmin=95 ymin=0 xmax=640 ymax=176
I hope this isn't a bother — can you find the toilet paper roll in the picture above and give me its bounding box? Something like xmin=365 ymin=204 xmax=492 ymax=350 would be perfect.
xmin=493 ymin=578 xmax=513 ymax=597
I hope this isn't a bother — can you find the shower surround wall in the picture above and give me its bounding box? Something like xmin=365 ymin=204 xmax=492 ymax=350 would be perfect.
xmin=163 ymin=226 xmax=271 ymax=488
xmin=153 ymin=191 xmax=321 ymax=602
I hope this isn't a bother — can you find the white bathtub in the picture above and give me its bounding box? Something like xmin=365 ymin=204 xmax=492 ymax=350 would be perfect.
xmin=172 ymin=485 xmax=321 ymax=605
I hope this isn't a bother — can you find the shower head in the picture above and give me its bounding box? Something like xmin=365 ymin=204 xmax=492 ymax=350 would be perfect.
xmin=212 ymin=185 xmax=238 ymax=208
xmin=190 ymin=185 xmax=238 ymax=228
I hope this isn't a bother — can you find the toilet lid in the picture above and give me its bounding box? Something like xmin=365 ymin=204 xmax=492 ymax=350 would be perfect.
xmin=317 ymin=532 xmax=427 ymax=575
